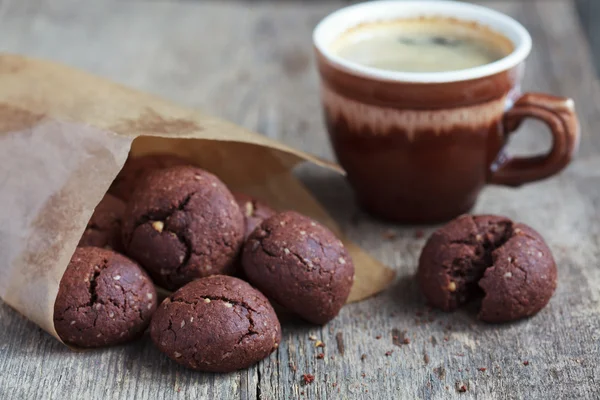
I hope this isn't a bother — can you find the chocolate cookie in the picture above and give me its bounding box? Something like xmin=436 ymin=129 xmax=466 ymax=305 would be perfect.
xmin=54 ymin=247 xmax=157 ymax=348
xmin=234 ymin=193 xmax=276 ymax=239
xmin=78 ymin=194 xmax=126 ymax=252
xmin=109 ymin=153 xmax=190 ymax=201
xmin=242 ymin=211 xmax=354 ymax=324
xmin=150 ymin=275 xmax=281 ymax=372
xmin=122 ymin=166 xmax=245 ymax=290
xmin=418 ymin=215 xmax=557 ymax=323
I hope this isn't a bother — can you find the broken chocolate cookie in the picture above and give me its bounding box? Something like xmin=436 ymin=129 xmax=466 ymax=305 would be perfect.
xmin=150 ymin=275 xmax=281 ymax=372
xmin=122 ymin=166 xmax=245 ymax=290
xmin=242 ymin=211 xmax=354 ymax=324
xmin=54 ymin=247 xmax=157 ymax=348
xmin=417 ymin=214 xmax=557 ymax=323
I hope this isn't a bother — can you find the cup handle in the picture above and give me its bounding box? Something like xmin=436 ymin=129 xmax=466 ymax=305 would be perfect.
xmin=489 ymin=93 xmax=580 ymax=187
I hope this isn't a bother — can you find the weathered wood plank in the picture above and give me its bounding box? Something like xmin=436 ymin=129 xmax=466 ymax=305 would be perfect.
xmin=0 ymin=1 xmax=599 ymax=399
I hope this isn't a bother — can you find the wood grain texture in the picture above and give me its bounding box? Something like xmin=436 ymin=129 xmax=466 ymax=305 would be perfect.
xmin=575 ymin=0 xmax=600 ymax=75
xmin=1 ymin=1 xmax=599 ymax=399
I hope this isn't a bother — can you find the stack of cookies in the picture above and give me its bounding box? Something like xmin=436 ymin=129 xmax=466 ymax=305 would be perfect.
xmin=54 ymin=153 xmax=355 ymax=373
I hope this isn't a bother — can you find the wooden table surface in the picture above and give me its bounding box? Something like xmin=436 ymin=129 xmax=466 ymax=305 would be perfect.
xmin=1 ymin=1 xmax=600 ymax=399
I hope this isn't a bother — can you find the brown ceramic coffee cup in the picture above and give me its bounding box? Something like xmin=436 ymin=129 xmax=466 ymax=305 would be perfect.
xmin=314 ymin=1 xmax=580 ymax=223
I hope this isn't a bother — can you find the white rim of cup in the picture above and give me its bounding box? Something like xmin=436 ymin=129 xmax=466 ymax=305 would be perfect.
xmin=313 ymin=0 xmax=533 ymax=83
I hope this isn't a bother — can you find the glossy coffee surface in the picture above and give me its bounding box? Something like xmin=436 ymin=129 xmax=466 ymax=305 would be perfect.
xmin=330 ymin=18 xmax=512 ymax=73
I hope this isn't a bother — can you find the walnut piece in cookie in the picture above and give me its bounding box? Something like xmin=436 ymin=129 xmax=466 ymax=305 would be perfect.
xmin=78 ymin=194 xmax=126 ymax=252
xmin=122 ymin=166 xmax=245 ymax=290
xmin=417 ymin=214 xmax=557 ymax=323
xmin=242 ymin=211 xmax=355 ymax=324
xmin=150 ymin=275 xmax=281 ymax=372
xmin=108 ymin=153 xmax=190 ymax=201
xmin=234 ymin=192 xmax=276 ymax=239
xmin=53 ymin=247 xmax=157 ymax=348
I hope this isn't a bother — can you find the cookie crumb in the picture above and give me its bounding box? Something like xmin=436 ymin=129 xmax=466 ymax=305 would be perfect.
xmin=361 ymin=372 xmax=366 ymax=378
xmin=478 ymin=367 xmax=487 ymax=372
xmin=302 ymin=374 xmax=315 ymax=384
xmin=424 ymin=352 xmax=430 ymax=365
xmin=316 ymin=353 xmax=325 ymax=360
xmin=385 ymin=351 xmax=393 ymax=357
xmin=375 ymin=335 xmax=382 ymax=340
xmin=523 ymin=360 xmax=529 ymax=366
xmin=315 ymin=340 xmax=325 ymax=348
xmin=382 ymin=230 xmax=397 ymax=240
xmin=336 ymin=332 xmax=345 ymax=355
xmin=308 ymin=335 xmax=317 ymax=341
xmin=457 ymin=383 xmax=467 ymax=393
xmin=434 ymin=366 xmax=446 ymax=380
xmin=361 ymin=354 xmax=367 ymax=361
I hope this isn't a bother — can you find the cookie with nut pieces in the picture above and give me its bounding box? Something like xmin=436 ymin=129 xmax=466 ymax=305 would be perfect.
xmin=417 ymin=214 xmax=557 ymax=323
xmin=122 ymin=166 xmax=245 ymax=290
xmin=242 ymin=211 xmax=354 ymax=324
xmin=234 ymin=192 xmax=276 ymax=239
xmin=54 ymin=247 xmax=157 ymax=348
xmin=150 ymin=275 xmax=281 ymax=372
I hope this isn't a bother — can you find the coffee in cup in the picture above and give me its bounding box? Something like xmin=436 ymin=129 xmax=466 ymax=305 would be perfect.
xmin=329 ymin=17 xmax=513 ymax=73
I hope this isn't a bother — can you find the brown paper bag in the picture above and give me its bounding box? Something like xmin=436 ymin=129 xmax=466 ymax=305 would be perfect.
xmin=0 ymin=54 xmax=395 ymax=343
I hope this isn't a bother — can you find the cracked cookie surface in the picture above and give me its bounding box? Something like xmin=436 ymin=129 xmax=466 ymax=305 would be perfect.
xmin=108 ymin=153 xmax=190 ymax=201
xmin=417 ymin=214 xmax=557 ymax=323
xmin=78 ymin=194 xmax=126 ymax=252
xmin=122 ymin=166 xmax=245 ymax=290
xmin=234 ymin=192 xmax=276 ymax=240
xmin=54 ymin=247 xmax=157 ymax=348
xmin=242 ymin=211 xmax=354 ymax=325
xmin=150 ymin=275 xmax=281 ymax=372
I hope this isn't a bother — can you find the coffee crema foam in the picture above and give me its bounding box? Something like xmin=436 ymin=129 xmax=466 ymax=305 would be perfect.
xmin=330 ymin=17 xmax=514 ymax=73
